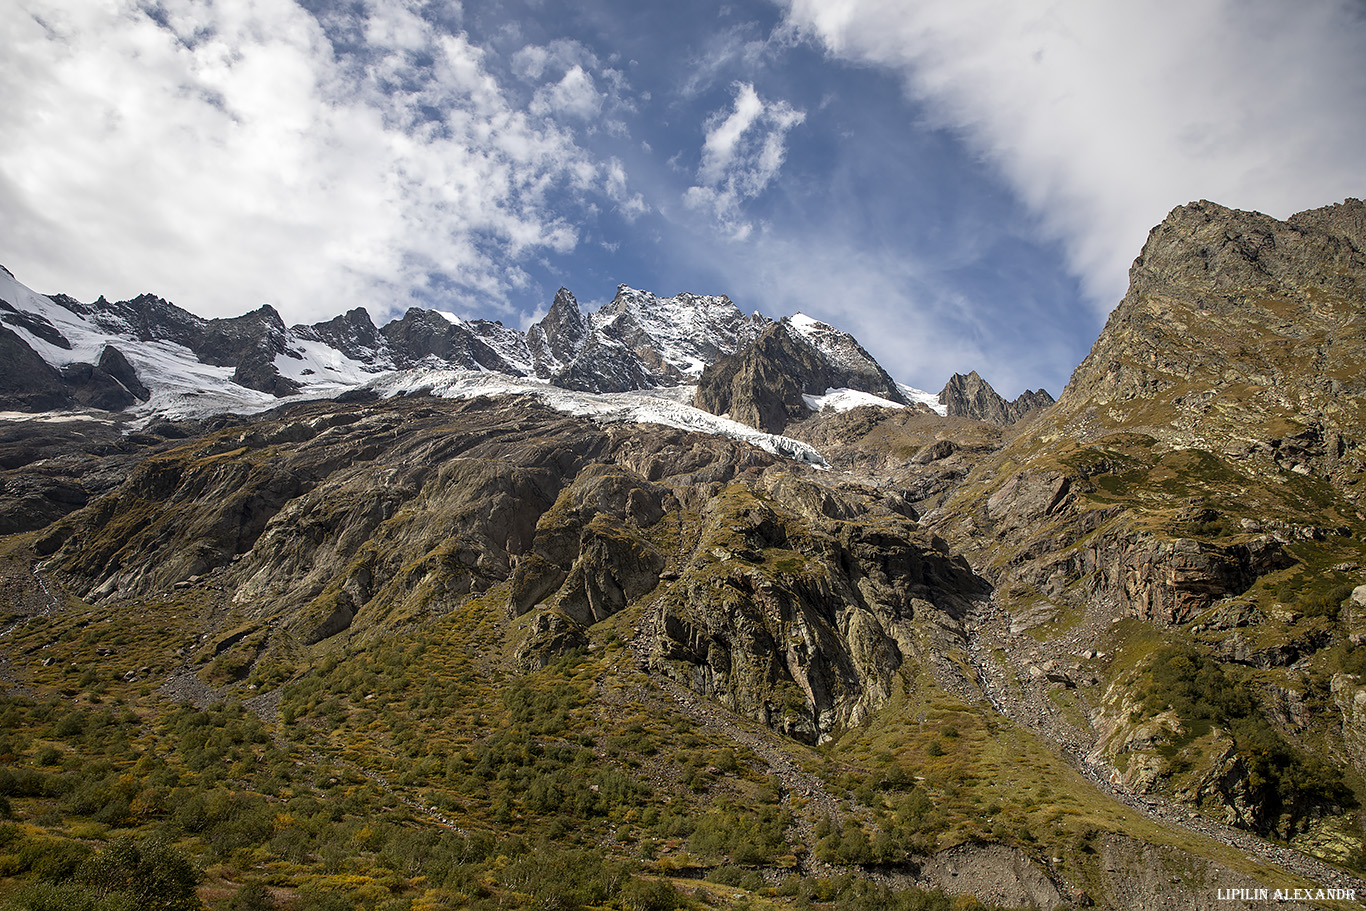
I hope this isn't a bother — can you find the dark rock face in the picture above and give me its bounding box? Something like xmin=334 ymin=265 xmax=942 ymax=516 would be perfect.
xmin=782 ymin=315 xmax=909 ymax=405
xmin=938 ymin=371 xmax=1053 ymax=425
xmin=380 ymin=309 xmax=476 ymax=368
xmin=645 ymin=475 xmax=986 ymax=742
xmin=0 ymin=303 xmax=71 ymax=349
xmin=696 ymin=323 xmax=835 ymax=433
xmin=551 ymin=333 xmax=657 ymax=393
xmin=36 ymin=293 xmax=303 ymax=399
xmin=98 ymin=346 xmax=150 ymax=402
xmin=58 ymin=344 xmax=153 ymax=411
xmin=511 ymin=464 xmax=669 ymax=667
xmin=380 ymin=308 xmax=527 ymax=374
xmin=594 ymin=285 xmax=764 ymax=377
xmin=695 ymin=320 xmax=909 ymax=434
xmin=195 ymin=305 xmax=300 ymax=397
xmin=79 ymin=292 xmax=207 ymax=347
xmin=0 ymin=325 xmax=70 ymax=411
xmin=0 ymin=474 xmax=89 ymax=536
xmin=526 ymin=287 xmax=591 ymax=379
xmin=61 ymin=362 xmax=134 ymax=410
xmin=536 ymin=286 xmax=763 ymax=392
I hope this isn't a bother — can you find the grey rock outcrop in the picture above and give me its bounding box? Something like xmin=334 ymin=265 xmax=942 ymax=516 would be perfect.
xmin=938 ymin=371 xmax=1053 ymax=425
xmin=695 ymin=323 xmax=839 ymax=433
xmin=526 ymin=287 xmax=590 ymax=378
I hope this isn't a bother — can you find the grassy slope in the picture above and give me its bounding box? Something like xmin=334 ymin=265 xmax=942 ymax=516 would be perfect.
xmin=0 ymin=520 xmax=1329 ymax=910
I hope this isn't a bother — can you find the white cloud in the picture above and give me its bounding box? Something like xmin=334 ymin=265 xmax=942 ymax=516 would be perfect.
xmin=780 ymin=0 xmax=1366 ymax=312
xmin=512 ymin=38 xmax=596 ymax=81
xmin=605 ymin=158 xmax=650 ymax=220
xmin=0 ymin=0 xmax=627 ymax=322
xmin=685 ymin=82 xmax=805 ymax=238
xmin=678 ymin=23 xmax=773 ymax=98
xmin=698 ymin=84 xmax=766 ymax=185
xmin=530 ymin=65 xmax=604 ymax=119
xmin=362 ymin=0 xmax=435 ymax=53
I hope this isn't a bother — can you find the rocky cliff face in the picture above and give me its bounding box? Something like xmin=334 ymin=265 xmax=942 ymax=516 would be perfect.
xmin=292 ymin=307 xmax=392 ymax=366
xmin=34 ymin=394 xmax=984 ymax=749
xmin=0 ymin=323 xmax=70 ymax=411
xmin=642 ymin=474 xmax=983 ymax=742
xmin=695 ymin=323 xmax=842 ymax=433
xmin=525 ymin=287 xmax=590 ymax=378
xmin=1057 ymin=199 xmax=1366 ymax=485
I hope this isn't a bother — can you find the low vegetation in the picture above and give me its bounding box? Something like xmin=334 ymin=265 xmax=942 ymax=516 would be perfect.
xmin=0 ymin=585 xmax=1045 ymax=911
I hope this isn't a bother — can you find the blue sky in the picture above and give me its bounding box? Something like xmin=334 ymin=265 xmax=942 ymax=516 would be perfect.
xmin=3 ymin=1 xmax=1364 ymax=396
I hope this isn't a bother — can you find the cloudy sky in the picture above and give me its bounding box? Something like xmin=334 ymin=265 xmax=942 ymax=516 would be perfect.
xmin=3 ymin=0 xmax=1364 ymax=395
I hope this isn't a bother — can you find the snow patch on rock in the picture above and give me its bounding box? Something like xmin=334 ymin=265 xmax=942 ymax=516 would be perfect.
xmin=803 ymin=387 xmax=906 ymax=413
xmin=369 ymin=369 xmax=827 ymax=466
xmin=898 ymin=383 xmax=948 ymax=416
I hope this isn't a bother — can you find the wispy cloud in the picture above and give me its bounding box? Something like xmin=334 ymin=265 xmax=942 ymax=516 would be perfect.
xmin=780 ymin=0 xmax=1366 ymax=312
xmin=684 ymin=82 xmax=805 ymax=239
xmin=0 ymin=0 xmax=634 ymax=322
xmin=677 ymin=22 xmax=773 ymax=98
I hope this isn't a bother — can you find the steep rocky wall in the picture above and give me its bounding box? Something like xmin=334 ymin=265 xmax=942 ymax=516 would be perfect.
xmin=640 ymin=477 xmax=986 ymax=743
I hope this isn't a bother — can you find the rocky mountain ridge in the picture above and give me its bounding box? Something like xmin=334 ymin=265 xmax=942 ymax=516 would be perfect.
xmin=0 ymin=277 xmax=778 ymax=408
xmin=929 ymin=198 xmax=1366 ymax=854
xmin=693 ymin=318 xmax=912 ymax=434
xmin=2 ymin=270 xmax=1059 ymax=441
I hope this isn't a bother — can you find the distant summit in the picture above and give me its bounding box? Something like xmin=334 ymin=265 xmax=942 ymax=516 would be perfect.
xmin=695 ymin=317 xmax=912 ymax=434
xmin=938 ymin=371 xmax=1053 ymax=426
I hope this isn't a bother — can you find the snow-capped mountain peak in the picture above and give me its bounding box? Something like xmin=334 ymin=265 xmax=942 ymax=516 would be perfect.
xmin=591 ymin=285 xmax=769 ymax=379
xmin=1 ymin=266 xmax=943 ymax=461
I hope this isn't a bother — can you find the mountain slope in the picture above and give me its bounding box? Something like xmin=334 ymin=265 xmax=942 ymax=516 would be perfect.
xmin=934 ymin=198 xmax=1366 ymax=856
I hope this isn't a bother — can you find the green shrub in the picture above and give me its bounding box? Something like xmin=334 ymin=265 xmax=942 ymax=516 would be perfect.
xmin=619 ymin=877 xmax=681 ymax=911
xmin=1140 ymin=644 xmax=1354 ymax=834
xmin=0 ymin=880 xmax=137 ymax=911
xmin=76 ymin=836 xmax=201 ymax=911
xmin=497 ymin=848 xmax=625 ymax=911
xmin=220 ymin=879 xmax=275 ymax=911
